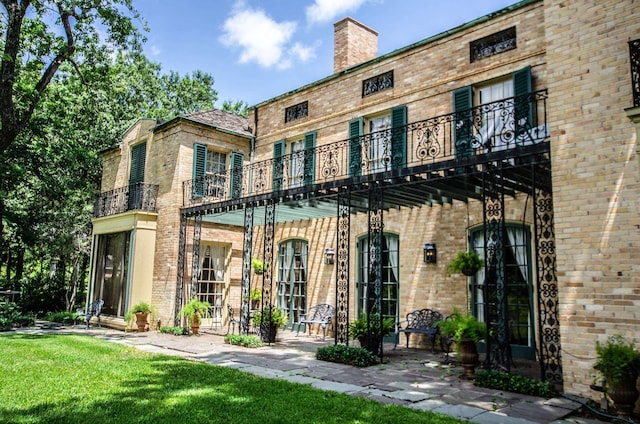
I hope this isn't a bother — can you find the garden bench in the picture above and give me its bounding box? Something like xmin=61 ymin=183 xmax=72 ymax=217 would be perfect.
xmin=296 ymin=303 xmax=335 ymax=340
xmin=84 ymin=299 xmax=104 ymax=329
xmin=395 ymin=308 xmax=443 ymax=353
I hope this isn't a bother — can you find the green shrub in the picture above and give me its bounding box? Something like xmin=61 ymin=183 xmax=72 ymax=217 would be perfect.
xmin=44 ymin=311 xmax=78 ymax=324
xmin=224 ymin=334 xmax=264 ymax=348
xmin=474 ymin=369 xmax=557 ymax=398
xmin=0 ymin=302 xmax=34 ymax=330
xmin=316 ymin=344 xmax=378 ymax=367
xmin=159 ymin=326 xmax=189 ymax=336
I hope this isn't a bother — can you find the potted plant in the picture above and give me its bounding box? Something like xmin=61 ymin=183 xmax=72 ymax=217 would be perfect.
xmin=349 ymin=313 xmax=395 ymax=355
xmin=178 ymin=297 xmax=211 ymax=335
xmin=125 ymin=301 xmax=156 ymax=332
xmin=252 ymin=305 xmax=287 ymax=343
xmin=251 ymin=258 xmax=268 ymax=275
xmin=243 ymin=288 xmax=262 ymax=310
xmin=438 ymin=309 xmax=486 ymax=378
xmin=447 ymin=251 xmax=484 ymax=276
xmin=594 ymin=334 xmax=640 ymax=416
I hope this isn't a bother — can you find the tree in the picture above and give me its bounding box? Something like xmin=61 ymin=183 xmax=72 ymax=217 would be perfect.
xmin=0 ymin=0 xmax=143 ymax=154
xmin=222 ymin=99 xmax=250 ymax=117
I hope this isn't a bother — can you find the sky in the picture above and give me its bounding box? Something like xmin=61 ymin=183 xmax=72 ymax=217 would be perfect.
xmin=134 ymin=0 xmax=519 ymax=107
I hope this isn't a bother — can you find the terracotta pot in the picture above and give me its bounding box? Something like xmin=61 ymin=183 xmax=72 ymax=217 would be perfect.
xmin=135 ymin=312 xmax=148 ymax=332
xmin=607 ymin=373 xmax=639 ymax=416
xmin=191 ymin=312 xmax=200 ymax=335
xmin=458 ymin=339 xmax=479 ymax=378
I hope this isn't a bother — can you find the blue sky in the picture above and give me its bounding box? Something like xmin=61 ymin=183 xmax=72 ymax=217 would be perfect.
xmin=134 ymin=0 xmax=518 ymax=107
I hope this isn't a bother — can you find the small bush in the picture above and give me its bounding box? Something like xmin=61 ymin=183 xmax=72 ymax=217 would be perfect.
xmin=159 ymin=326 xmax=189 ymax=336
xmin=316 ymin=344 xmax=378 ymax=367
xmin=44 ymin=311 xmax=78 ymax=324
xmin=224 ymin=334 xmax=264 ymax=348
xmin=474 ymin=369 xmax=557 ymax=398
xmin=0 ymin=302 xmax=34 ymax=330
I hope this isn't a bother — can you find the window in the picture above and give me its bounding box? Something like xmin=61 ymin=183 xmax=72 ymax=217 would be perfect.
xmin=469 ymin=224 xmax=535 ymax=359
xmin=198 ymin=244 xmax=227 ymax=328
xmin=453 ymin=66 xmax=536 ymax=157
xmin=192 ymin=144 xmax=228 ymax=199
xmin=91 ymin=231 xmax=131 ymax=318
xmin=272 ymin=131 xmax=316 ymax=191
xmin=357 ymin=233 xmax=399 ymax=340
xmin=349 ymin=106 xmax=407 ymax=177
xmin=276 ymin=240 xmax=308 ymax=328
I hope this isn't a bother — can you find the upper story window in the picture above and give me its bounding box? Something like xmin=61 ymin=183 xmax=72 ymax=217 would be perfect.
xmin=362 ymin=70 xmax=394 ymax=97
xmin=207 ymin=151 xmax=227 ymax=175
xmin=470 ymin=27 xmax=517 ymax=63
xmin=272 ymin=132 xmax=317 ymax=191
xmin=453 ymin=66 xmax=541 ymax=158
xmin=348 ymin=105 xmax=407 ymax=177
xmin=285 ymin=101 xmax=308 ymax=123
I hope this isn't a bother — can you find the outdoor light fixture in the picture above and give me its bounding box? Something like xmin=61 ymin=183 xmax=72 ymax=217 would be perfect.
xmin=324 ymin=248 xmax=335 ymax=265
xmin=423 ymin=243 xmax=437 ymax=263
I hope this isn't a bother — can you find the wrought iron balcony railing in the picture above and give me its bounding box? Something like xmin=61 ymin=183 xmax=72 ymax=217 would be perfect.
xmin=630 ymin=39 xmax=640 ymax=108
xmin=94 ymin=182 xmax=159 ymax=218
xmin=183 ymin=90 xmax=549 ymax=206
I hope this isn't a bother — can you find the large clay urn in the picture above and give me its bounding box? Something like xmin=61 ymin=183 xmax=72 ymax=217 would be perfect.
xmin=135 ymin=312 xmax=148 ymax=332
xmin=458 ymin=339 xmax=479 ymax=379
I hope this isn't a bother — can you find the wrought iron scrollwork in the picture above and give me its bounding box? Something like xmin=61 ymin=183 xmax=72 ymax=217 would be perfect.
xmin=240 ymin=206 xmax=254 ymax=334
xmin=336 ymin=188 xmax=351 ymax=344
xmin=630 ymin=39 xmax=640 ymax=108
xmin=174 ymin=216 xmax=188 ymax=326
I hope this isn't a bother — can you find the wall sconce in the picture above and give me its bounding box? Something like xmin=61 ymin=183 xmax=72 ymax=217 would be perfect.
xmin=423 ymin=243 xmax=437 ymax=263
xmin=324 ymin=248 xmax=335 ymax=265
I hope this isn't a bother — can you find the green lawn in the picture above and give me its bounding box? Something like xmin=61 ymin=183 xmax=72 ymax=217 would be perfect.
xmin=0 ymin=334 xmax=465 ymax=424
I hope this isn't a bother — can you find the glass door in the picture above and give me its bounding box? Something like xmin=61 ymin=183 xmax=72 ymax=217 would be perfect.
xmin=276 ymin=240 xmax=308 ymax=329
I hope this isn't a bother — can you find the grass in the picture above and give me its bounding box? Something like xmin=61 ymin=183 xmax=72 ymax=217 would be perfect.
xmin=0 ymin=334 xmax=464 ymax=424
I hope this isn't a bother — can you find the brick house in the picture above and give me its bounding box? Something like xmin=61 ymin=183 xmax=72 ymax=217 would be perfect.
xmin=88 ymin=0 xmax=640 ymax=399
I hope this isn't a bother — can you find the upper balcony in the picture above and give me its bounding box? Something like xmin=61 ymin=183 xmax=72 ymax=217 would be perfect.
xmin=94 ymin=182 xmax=159 ymax=218
xmin=183 ymin=90 xmax=549 ymax=208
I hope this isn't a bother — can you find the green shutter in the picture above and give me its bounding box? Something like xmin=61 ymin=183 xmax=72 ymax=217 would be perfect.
xmin=391 ymin=105 xmax=407 ymax=170
xmin=129 ymin=142 xmax=146 ymax=185
xmin=192 ymin=143 xmax=207 ymax=198
xmin=513 ymin=66 xmax=532 ymax=137
xmin=453 ymin=86 xmax=473 ymax=158
xmin=229 ymin=152 xmax=244 ymax=199
xmin=349 ymin=118 xmax=363 ymax=177
xmin=272 ymin=140 xmax=285 ymax=191
xmin=303 ymin=131 xmax=316 ymax=186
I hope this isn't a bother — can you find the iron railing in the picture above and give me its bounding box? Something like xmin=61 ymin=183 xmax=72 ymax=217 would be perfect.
xmin=630 ymin=39 xmax=640 ymax=108
xmin=94 ymin=182 xmax=159 ymax=218
xmin=183 ymin=90 xmax=549 ymax=206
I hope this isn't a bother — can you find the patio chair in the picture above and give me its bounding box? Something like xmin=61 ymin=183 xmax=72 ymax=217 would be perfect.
xmin=227 ymin=305 xmax=240 ymax=335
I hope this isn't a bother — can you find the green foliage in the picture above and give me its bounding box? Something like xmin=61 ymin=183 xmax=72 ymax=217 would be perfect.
xmin=438 ymin=309 xmax=486 ymax=344
xmin=316 ymin=344 xmax=378 ymax=367
xmin=349 ymin=313 xmax=395 ymax=339
xmin=159 ymin=326 xmax=189 ymax=336
xmin=124 ymin=301 xmax=156 ymax=325
xmin=221 ymin=99 xmax=249 ymax=117
xmin=178 ymin=298 xmax=211 ymax=325
xmin=251 ymin=258 xmax=267 ymax=275
xmin=594 ymin=334 xmax=640 ymax=385
xmin=0 ymin=302 xmax=34 ymax=330
xmin=224 ymin=334 xmax=264 ymax=348
xmin=474 ymin=369 xmax=557 ymax=398
xmin=252 ymin=305 xmax=288 ymax=327
xmin=0 ymin=334 xmax=462 ymax=423
xmin=44 ymin=311 xmax=77 ymax=324
xmin=446 ymin=251 xmax=484 ymax=275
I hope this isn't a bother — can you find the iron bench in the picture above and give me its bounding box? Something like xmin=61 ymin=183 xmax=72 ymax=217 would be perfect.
xmin=84 ymin=299 xmax=104 ymax=329
xmin=395 ymin=308 xmax=443 ymax=353
xmin=296 ymin=303 xmax=335 ymax=340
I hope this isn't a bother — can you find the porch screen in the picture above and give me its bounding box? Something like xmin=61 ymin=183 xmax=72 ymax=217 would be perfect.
xmin=91 ymin=231 xmax=131 ymax=318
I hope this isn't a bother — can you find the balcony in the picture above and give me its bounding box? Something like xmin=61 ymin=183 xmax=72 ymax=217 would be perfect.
xmin=183 ymin=90 xmax=549 ymax=207
xmin=94 ymin=182 xmax=159 ymax=218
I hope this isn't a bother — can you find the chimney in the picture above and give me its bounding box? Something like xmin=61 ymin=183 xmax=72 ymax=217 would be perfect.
xmin=333 ymin=17 xmax=378 ymax=73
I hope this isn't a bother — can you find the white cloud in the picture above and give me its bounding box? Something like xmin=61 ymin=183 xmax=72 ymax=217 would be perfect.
xmin=306 ymin=0 xmax=371 ymax=25
xmin=149 ymin=45 xmax=161 ymax=56
xmin=220 ymin=3 xmax=315 ymax=70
